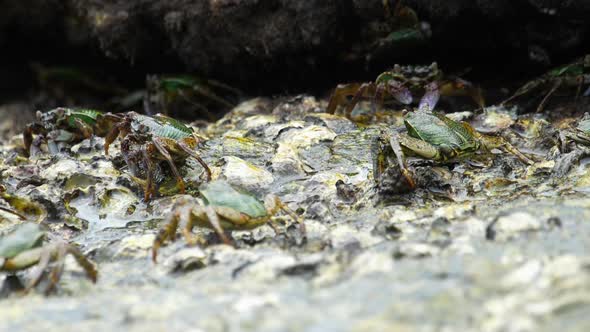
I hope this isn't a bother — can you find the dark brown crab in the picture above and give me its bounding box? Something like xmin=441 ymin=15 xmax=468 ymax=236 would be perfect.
xmin=502 ymin=54 xmax=590 ymax=113
xmin=23 ymin=108 xmax=116 ymax=157
xmin=104 ymin=112 xmax=212 ymax=201
xmin=327 ymin=63 xmax=484 ymax=121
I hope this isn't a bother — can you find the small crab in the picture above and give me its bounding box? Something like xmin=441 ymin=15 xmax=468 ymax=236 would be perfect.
xmin=23 ymin=108 xmax=116 ymax=157
xmin=327 ymin=62 xmax=484 ymax=120
xmin=152 ymin=180 xmax=305 ymax=262
xmin=502 ymin=54 xmax=590 ymax=113
xmin=104 ymin=112 xmax=212 ymax=201
xmin=31 ymin=63 xmax=128 ymax=99
xmin=145 ymin=75 xmax=242 ymax=120
xmin=557 ymin=113 xmax=590 ymax=152
xmin=551 ymin=113 xmax=590 ymax=177
xmin=376 ymin=94 xmax=533 ymax=187
xmin=0 ymin=223 xmax=97 ymax=295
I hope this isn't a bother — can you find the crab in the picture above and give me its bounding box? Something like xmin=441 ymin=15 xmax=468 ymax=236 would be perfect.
xmin=0 ymin=223 xmax=97 ymax=295
xmin=502 ymin=54 xmax=590 ymax=113
xmin=104 ymin=111 xmax=212 ymax=201
xmin=23 ymin=108 xmax=116 ymax=157
xmin=152 ymin=180 xmax=305 ymax=262
xmin=550 ymin=113 xmax=590 ymax=177
xmin=144 ymin=75 xmax=242 ymax=120
xmin=31 ymin=63 xmax=128 ymax=100
xmin=326 ymin=62 xmax=484 ymax=120
xmin=375 ymin=93 xmax=533 ymax=187
xmin=557 ymin=113 xmax=590 ymax=152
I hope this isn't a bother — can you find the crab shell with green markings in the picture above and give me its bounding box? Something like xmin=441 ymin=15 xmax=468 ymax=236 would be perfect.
xmin=145 ymin=74 xmax=241 ymax=120
xmin=502 ymin=54 xmax=590 ymax=113
xmin=326 ymin=62 xmax=484 ymax=121
xmin=152 ymin=180 xmax=305 ymax=262
xmin=104 ymin=111 xmax=212 ymax=201
xmin=558 ymin=113 xmax=590 ymax=152
xmin=0 ymin=223 xmax=97 ymax=294
xmin=23 ymin=107 xmax=115 ymax=157
xmin=379 ymin=106 xmax=534 ymax=188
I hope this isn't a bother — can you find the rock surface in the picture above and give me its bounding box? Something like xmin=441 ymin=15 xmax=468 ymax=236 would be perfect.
xmin=1 ymin=97 xmax=590 ymax=331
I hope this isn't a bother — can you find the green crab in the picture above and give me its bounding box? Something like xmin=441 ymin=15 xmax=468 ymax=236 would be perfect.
xmin=502 ymin=54 xmax=590 ymax=113
xmin=0 ymin=223 xmax=97 ymax=294
xmin=327 ymin=62 xmax=484 ymax=120
xmin=152 ymin=180 xmax=304 ymax=262
xmin=377 ymin=94 xmax=533 ymax=187
xmin=145 ymin=75 xmax=241 ymax=120
xmin=23 ymin=108 xmax=116 ymax=157
xmin=31 ymin=63 xmax=128 ymax=98
xmin=558 ymin=113 xmax=590 ymax=152
xmin=104 ymin=111 xmax=212 ymax=201
xmin=551 ymin=114 xmax=590 ymax=177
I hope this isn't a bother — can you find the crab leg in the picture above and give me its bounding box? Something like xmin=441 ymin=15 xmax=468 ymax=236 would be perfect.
xmin=386 ymin=132 xmax=416 ymax=188
xmin=151 ymin=137 xmax=186 ymax=195
xmin=536 ymin=79 xmax=562 ymax=113
xmin=180 ymin=204 xmax=204 ymax=246
xmin=152 ymin=208 xmax=182 ymax=262
xmin=23 ymin=125 xmax=35 ymax=157
xmin=574 ymin=76 xmax=584 ymax=100
xmin=501 ymin=142 xmax=534 ymax=165
xmin=28 ymin=135 xmax=45 ymax=157
xmin=177 ymin=139 xmax=212 ymax=181
xmin=388 ymin=81 xmax=412 ymax=106
xmin=327 ymin=83 xmax=364 ymax=114
xmin=418 ymin=82 xmax=440 ymax=112
xmin=206 ymin=79 xmax=243 ymax=96
xmin=104 ymin=122 xmax=125 ymax=156
xmin=23 ymin=246 xmax=52 ymax=294
xmin=202 ymin=205 xmax=233 ymax=246
xmin=142 ymin=146 xmax=158 ymax=201
xmin=72 ymin=117 xmax=97 ymax=147
xmin=44 ymin=243 xmax=68 ymax=295
xmin=23 ymin=123 xmax=47 ymax=157
xmin=0 ymin=206 xmax=26 ymax=220
xmin=370 ymin=83 xmax=388 ymax=117
xmin=277 ymin=202 xmax=306 ymax=235
xmin=191 ymin=84 xmax=236 ymax=110
xmin=501 ymin=79 xmax=544 ymax=106
xmin=345 ymin=82 xmax=375 ymax=119
xmin=64 ymin=245 xmax=98 ymax=283
xmin=177 ymin=89 xmax=217 ymax=121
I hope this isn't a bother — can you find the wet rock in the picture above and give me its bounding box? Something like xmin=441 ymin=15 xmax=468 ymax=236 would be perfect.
xmin=163 ymin=247 xmax=208 ymax=273
xmin=0 ymin=275 xmax=25 ymax=298
xmin=329 ymin=224 xmax=381 ymax=249
xmin=115 ymin=234 xmax=156 ymax=258
xmin=393 ymin=242 xmax=440 ymax=259
xmin=3 ymin=91 xmax=590 ymax=331
xmin=335 ymin=179 xmax=359 ymax=204
xmin=219 ymin=156 xmax=274 ymax=193
xmin=486 ymin=211 xmax=543 ymax=241
xmin=553 ymin=148 xmax=590 ymax=178
xmin=39 ymin=158 xmax=83 ymax=181
xmin=371 ymin=221 xmax=403 ymax=240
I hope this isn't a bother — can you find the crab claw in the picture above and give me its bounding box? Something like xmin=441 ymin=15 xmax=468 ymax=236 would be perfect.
xmin=418 ymin=82 xmax=440 ymax=112
xmin=401 ymin=168 xmax=416 ymax=189
xmin=388 ymin=81 xmax=413 ymax=105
